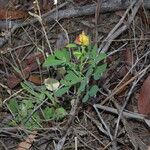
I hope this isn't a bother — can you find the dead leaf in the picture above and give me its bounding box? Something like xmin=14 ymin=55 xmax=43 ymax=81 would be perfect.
xmin=138 ymin=75 xmax=150 ymax=115
xmin=0 ymin=7 xmax=28 ymax=20
xmin=7 ymin=62 xmax=39 ymax=89
xmin=7 ymin=74 xmax=22 ymax=89
xmin=16 ymin=131 xmax=37 ymax=150
xmin=41 ymin=0 xmax=53 ymax=12
xmin=28 ymin=75 xmax=43 ymax=85
xmin=124 ymin=48 xmax=133 ymax=66
xmin=25 ymin=52 xmax=44 ymax=65
xmin=44 ymin=78 xmax=60 ymax=91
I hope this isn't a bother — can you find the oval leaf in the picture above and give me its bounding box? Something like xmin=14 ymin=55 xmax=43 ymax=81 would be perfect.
xmin=82 ymin=92 xmax=89 ymax=103
xmin=54 ymin=49 xmax=70 ymax=62
xmin=95 ymin=53 xmax=107 ymax=63
xmin=54 ymin=86 xmax=69 ymax=97
xmin=43 ymin=55 xmax=64 ymax=67
xmin=93 ymin=64 xmax=107 ymax=80
xmin=89 ymin=85 xmax=99 ymax=97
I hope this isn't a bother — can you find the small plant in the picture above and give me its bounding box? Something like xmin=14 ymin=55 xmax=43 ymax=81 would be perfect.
xmin=6 ymin=81 xmax=67 ymax=129
xmin=6 ymin=31 xmax=107 ymax=129
xmin=43 ymin=31 xmax=107 ymax=102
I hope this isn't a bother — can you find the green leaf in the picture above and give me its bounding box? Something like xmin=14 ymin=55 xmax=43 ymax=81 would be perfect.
xmin=73 ymin=51 xmax=82 ymax=59
xmin=79 ymin=78 xmax=87 ymax=92
xmin=54 ymin=49 xmax=70 ymax=62
xmin=93 ymin=64 xmax=107 ymax=80
xmin=54 ymin=107 xmax=68 ymax=120
xmin=7 ymin=99 xmax=19 ymax=115
xmin=35 ymin=85 xmax=47 ymax=93
xmin=89 ymin=85 xmax=99 ymax=97
xmin=91 ymin=45 xmax=97 ymax=58
xmin=21 ymin=82 xmax=38 ymax=97
xmin=85 ymin=66 xmax=94 ymax=77
xmin=65 ymin=71 xmax=77 ymax=81
xmin=65 ymin=71 xmax=82 ymax=84
xmin=44 ymin=91 xmax=56 ymax=106
xmin=60 ymin=79 xmax=70 ymax=86
xmin=24 ymin=112 xmax=42 ymax=129
xmin=54 ymin=86 xmax=69 ymax=97
xmin=66 ymin=43 xmax=77 ymax=48
xmin=21 ymin=81 xmax=45 ymax=101
xmin=82 ymin=92 xmax=89 ymax=103
xmin=43 ymin=107 xmax=55 ymax=120
xmin=43 ymin=55 xmax=64 ymax=67
xmin=21 ymin=81 xmax=46 ymax=102
xmin=19 ymin=103 xmax=28 ymax=118
xmin=95 ymin=53 xmax=107 ymax=63
xmin=36 ymin=93 xmax=46 ymax=102
xmin=22 ymin=100 xmax=34 ymax=109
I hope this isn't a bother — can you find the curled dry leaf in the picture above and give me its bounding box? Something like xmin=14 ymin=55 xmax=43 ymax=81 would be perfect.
xmin=138 ymin=75 xmax=150 ymax=115
xmin=44 ymin=78 xmax=60 ymax=91
xmin=0 ymin=7 xmax=28 ymax=20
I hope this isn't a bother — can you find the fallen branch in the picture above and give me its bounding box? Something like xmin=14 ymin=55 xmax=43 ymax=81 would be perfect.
xmin=0 ymin=0 xmax=150 ymax=48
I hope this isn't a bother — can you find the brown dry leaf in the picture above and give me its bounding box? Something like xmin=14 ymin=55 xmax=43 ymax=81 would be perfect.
xmin=0 ymin=7 xmax=28 ymax=20
xmin=25 ymin=52 xmax=44 ymax=65
xmin=7 ymin=62 xmax=39 ymax=89
xmin=41 ymin=0 xmax=53 ymax=12
xmin=7 ymin=74 xmax=21 ymax=89
xmin=138 ymin=75 xmax=150 ymax=115
xmin=124 ymin=48 xmax=133 ymax=65
xmin=28 ymin=75 xmax=43 ymax=85
xmin=16 ymin=131 xmax=37 ymax=150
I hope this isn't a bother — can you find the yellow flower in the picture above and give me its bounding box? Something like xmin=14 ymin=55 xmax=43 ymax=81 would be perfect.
xmin=75 ymin=31 xmax=90 ymax=46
